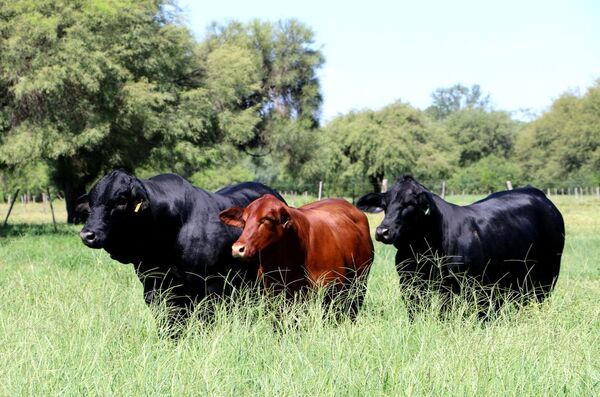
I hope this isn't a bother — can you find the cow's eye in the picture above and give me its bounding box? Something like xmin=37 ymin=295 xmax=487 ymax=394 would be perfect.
xmin=115 ymin=198 xmax=128 ymax=206
xmin=401 ymin=206 xmax=414 ymax=217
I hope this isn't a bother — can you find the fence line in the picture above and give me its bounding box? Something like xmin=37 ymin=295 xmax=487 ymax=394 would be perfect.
xmin=280 ymin=181 xmax=600 ymax=201
xmin=3 ymin=183 xmax=600 ymax=205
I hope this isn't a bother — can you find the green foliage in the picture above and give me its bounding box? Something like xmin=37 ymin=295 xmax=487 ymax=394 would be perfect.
xmin=0 ymin=162 xmax=50 ymax=201
xmin=0 ymin=0 xmax=209 ymax=220
xmin=516 ymin=81 xmax=600 ymax=188
xmin=319 ymin=102 xmax=457 ymax=194
xmin=0 ymin=2 xmax=324 ymax=220
xmin=448 ymin=155 xmax=522 ymax=193
xmin=0 ymin=0 xmax=597 ymax=202
xmin=444 ymin=109 xmax=519 ymax=166
xmin=427 ymin=84 xmax=491 ymax=120
xmin=200 ymin=20 xmax=325 ymax=180
xmin=189 ymin=164 xmax=255 ymax=191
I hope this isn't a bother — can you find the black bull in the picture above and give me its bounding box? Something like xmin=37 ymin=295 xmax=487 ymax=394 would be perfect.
xmin=357 ymin=176 xmax=565 ymax=311
xmin=78 ymin=170 xmax=285 ymax=317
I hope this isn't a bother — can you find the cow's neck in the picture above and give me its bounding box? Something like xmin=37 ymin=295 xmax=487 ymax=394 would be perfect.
xmin=140 ymin=179 xmax=186 ymax=249
xmin=259 ymin=210 xmax=310 ymax=294
xmin=401 ymin=195 xmax=446 ymax=254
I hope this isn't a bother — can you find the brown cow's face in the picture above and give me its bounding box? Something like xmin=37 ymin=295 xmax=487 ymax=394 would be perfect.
xmin=219 ymin=195 xmax=291 ymax=259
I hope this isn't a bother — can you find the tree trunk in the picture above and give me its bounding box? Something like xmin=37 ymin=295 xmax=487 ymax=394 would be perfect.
xmin=52 ymin=156 xmax=95 ymax=224
xmin=368 ymin=172 xmax=384 ymax=193
xmin=63 ymin=179 xmax=87 ymax=224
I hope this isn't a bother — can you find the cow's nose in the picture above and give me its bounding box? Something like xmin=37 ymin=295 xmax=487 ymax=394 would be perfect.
xmin=232 ymin=243 xmax=245 ymax=258
xmin=375 ymin=227 xmax=390 ymax=241
xmin=80 ymin=230 xmax=96 ymax=245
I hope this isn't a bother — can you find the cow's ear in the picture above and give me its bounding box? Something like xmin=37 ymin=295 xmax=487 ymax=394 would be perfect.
xmin=130 ymin=178 xmax=149 ymax=213
xmin=278 ymin=206 xmax=293 ymax=229
xmin=76 ymin=193 xmax=89 ymax=206
xmin=219 ymin=207 xmax=245 ymax=228
xmin=417 ymin=192 xmax=432 ymax=216
xmin=356 ymin=192 xmax=385 ymax=213
xmin=75 ymin=194 xmax=91 ymax=218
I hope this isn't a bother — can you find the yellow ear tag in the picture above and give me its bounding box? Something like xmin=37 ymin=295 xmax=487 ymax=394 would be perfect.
xmin=134 ymin=200 xmax=143 ymax=213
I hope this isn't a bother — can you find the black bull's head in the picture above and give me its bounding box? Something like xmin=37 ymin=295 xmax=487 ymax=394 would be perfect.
xmin=78 ymin=170 xmax=150 ymax=258
xmin=356 ymin=176 xmax=434 ymax=244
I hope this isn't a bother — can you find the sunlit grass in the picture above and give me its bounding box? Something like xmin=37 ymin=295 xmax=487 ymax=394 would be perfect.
xmin=0 ymin=195 xmax=598 ymax=394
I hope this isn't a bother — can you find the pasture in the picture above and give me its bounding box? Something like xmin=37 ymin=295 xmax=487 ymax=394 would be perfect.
xmin=0 ymin=195 xmax=598 ymax=395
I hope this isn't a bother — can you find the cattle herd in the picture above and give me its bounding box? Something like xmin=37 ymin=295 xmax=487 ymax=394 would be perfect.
xmin=78 ymin=170 xmax=565 ymax=326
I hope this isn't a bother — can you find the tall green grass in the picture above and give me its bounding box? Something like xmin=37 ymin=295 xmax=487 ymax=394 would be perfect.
xmin=0 ymin=197 xmax=598 ymax=395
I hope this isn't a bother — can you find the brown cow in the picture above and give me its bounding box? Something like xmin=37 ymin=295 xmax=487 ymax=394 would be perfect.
xmin=219 ymin=194 xmax=374 ymax=317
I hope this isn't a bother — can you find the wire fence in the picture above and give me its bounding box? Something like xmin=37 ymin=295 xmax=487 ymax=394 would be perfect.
xmin=276 ymin=180 xmax=600 ymax=202
xmin=2 ymin=181 xmax=599 ymax=213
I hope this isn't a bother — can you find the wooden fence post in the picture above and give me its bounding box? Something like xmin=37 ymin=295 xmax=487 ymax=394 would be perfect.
xmin=506 ymin=181 xmax=513 ymax=190
xmin=441 ymin=181 xmax=446 ymax=199
xmin=381 ymin=179 xmax=388 ymax=193
xmin=3 ymin=188 xmax=20 ymax=228
xmin=318 ymin=181 xmax=323 ymax=201
xmin=47 ymin=187 xmax=58 ymax=233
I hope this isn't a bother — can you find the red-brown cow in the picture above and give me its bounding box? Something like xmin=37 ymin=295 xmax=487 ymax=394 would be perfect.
xmin=219 ymin=194 xmax=374 ymax=317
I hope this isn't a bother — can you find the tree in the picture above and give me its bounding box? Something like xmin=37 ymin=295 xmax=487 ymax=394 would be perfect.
xmin=146 ymin=19 xmax=326 ymax=191
xmin=320 ymin=102 xmax=457 ymax=195
xmin=200 ymin=20 xmax=324 ymax=167
xmin=448 ymin=155 xmax=522 ymax=193
xmin=516 ymin=80 xmax=600 ymax=187
xmin=0 ymin=0 xmax=211 ymax=222
xmin=0 ymin=161 xmax=50 ymax=202
xmin=444 ymin=109 xmax=518 ymax=166
xmin=427 ymin=84 xmax=491 ymax=120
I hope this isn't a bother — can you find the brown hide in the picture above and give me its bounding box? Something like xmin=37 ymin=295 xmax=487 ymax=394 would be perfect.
xmin=220 ymin=195 xmax=374 ymax=297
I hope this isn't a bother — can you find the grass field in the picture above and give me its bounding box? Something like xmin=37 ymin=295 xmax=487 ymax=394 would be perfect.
xmin=0 ymin=195 xmax=598 ymax=395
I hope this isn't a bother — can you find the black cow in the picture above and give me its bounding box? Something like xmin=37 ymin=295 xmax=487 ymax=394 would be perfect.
xmin=357 ymin=175 xmax=565 ymax=314
xmin=78 ymin=169 xmax=285 ymax=322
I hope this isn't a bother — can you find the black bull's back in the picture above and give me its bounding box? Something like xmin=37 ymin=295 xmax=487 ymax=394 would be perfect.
xmin=431 ymin=188 xmax=565 ymax=297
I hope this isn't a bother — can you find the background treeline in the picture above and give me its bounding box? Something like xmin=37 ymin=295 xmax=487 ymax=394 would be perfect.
xmin=1 ymin=1 xmax=599 ymax=222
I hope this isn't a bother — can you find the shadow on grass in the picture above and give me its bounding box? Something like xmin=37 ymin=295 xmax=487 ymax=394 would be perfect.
xmin=0 ymin=223 xmax=79 ymax=238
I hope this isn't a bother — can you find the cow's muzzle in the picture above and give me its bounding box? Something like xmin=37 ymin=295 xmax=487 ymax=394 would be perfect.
xmin=231 ymin=242 xmax=246 ymax=258
xmin=79 ymin=228 xmax=103 ymax=248
xmin=375 ymin=227 xmax=392 ymax=243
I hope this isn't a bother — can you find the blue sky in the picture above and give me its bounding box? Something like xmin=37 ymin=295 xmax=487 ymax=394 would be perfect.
xmin=180 ymin=0 xmax=599 ymax=122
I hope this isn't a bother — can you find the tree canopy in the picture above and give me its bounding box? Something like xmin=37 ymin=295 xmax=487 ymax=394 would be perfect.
xmin=318 ymin=102 xmax=457 ymax=195
xmin=1 ymin=3 xmax=598 ymax=219
xmin=516 ymin=81 xmax=600 ymax=187
xmin=444 ymin=109 xmax=518 ymax=166
xmin=426 ymin=84 xmax=491 ymax=120
xmin=0 ymin=2 xmax=324 ymax=221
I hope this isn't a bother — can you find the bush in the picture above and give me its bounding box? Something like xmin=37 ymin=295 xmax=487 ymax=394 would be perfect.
xmin=449 ymin=155 xmax=522 ymax=193
xmin=189 ymin=164 xmax=255 ymax=191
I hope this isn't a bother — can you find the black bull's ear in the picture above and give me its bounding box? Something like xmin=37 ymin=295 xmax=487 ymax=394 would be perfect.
xmin=76 ymin=193 xmax=89 ymax=206
xmin=75 ymin=193 xmax=91 ymax=222
xmin=356 ymin=192 xmax=385 ymax=213
xmin=130 ymin=178 xmax=150 ymax=212
xmin=417 ymin=191 xmax=432 ymax=216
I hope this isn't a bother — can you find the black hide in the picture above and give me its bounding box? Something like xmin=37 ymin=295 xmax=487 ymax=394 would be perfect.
xmin=79 ymin=170 xmax=285 ymax=315
xmin=357 ymin=175 xmax=565 ymax=309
